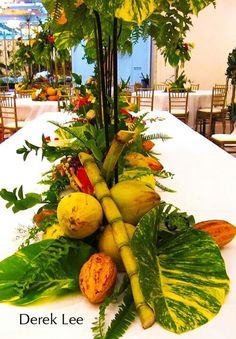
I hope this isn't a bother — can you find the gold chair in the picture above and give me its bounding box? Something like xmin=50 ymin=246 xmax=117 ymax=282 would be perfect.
xmin=58 ymin=84 xmax=72 ymax=97
xmin=211 ymin=130 xmax=236 ymax=154
xmin=134 ymin=82 xmax=142 ymax=91
xmin=16 ymin=90 xmax=33 ymax=98
xmin=0 ymin=85 xmax=9 ymax=93
xmin=214 ymin=83 xmax=228 ymax=90
xmin=0 ymin=95 xmax=25 ymax=140
xmin=195 ymin=86 xmax=228 ymax=137
xmin=191 ymin=84 xmax=200 ymax=91
xmin=135 ymin=88 xmax=154 ymax=111
xmin=168 ymin=89 xmax=189 ymax=123
xmin=154 ymin=83 xmax=167 ymax=91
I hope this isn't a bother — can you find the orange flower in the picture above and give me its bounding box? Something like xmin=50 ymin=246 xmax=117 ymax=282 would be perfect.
xmin=143 ymin=140 xmax=155 ymax=151
xmin=125 ymin=152 xmax=163 ymax=171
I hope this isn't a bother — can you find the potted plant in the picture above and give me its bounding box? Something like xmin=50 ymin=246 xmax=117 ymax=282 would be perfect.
xmin=226 ymin=47 xmax=236 ymax=124
xmin=140 ymin=73 xmax=149 ymax=88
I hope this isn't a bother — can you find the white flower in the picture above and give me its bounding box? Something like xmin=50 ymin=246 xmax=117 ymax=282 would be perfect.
xmin=184 ymin=81 xmax=191 ymax=90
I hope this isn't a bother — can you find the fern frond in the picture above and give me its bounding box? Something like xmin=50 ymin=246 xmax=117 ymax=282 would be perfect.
xmin=92 ymin=276 xmax=130 ymax=339
xmin=120 ymin=167 xmax=174 ymax=180
xmin=142 ymin=133 xmax=172 ymax=141
xmin=128 ymin=112 xmax=149 ymax=131
xmin=104 ymin=286 xmax=136 ymax=339
xmin=54 ymin=0 xmax=64 ymax=23
xmin=155 ymin=180 xmax=176 ymax=192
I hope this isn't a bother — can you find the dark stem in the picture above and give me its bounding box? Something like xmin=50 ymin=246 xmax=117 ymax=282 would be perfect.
xmin=113 ymin=17 xmax=119 ymax=183
xmin=94 ymin=17 xmax=103 ymax=128
xmin=94 ymin=10 xmax=110 ymax=154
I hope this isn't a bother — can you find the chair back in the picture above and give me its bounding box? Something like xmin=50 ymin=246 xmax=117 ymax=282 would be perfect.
xmin=0 ymin=95 xmax=22 ymax=139
xmin=0 ymin=85 xmax=9 ymax=93
xmin=58 ymin=84 xmax=72 ymax=97
xmin=154 ymin=83 xmax=167 ymax=91
xmin=134 ymin=82 xmax=142 ymax=91
xmin=16 ymin=89 xmax=34 ymax=98
xmin=211 ymin=86 xmax=227 ymax=109
xmin=58 ymin=94 xmax=77 ymax=112
xmin=191 ymin=83 xmax=200 ymax=91
xmin=135 ymin=88 xmax=154 ymax=110
xmin=168 ymin=89 xmax=189 ymax=122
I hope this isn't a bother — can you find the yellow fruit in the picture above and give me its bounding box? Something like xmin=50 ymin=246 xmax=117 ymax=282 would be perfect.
xmin=99 ymin=223 xmax=135 ymax=270
xmin=42 ymin=223 xmax=65 ymax=239
xmin=31 ymin=92 xmax=37 ymax=100
xmin=110 ymin=180 xmax=160 ymax=225
xmin=57 ymin=192 xmax=103 ymax=239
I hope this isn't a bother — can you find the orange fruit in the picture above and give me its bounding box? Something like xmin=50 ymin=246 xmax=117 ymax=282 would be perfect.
xmin=48 ymin=95 xmax=59 ymax=101
xmin=46 ymin=87 xmax=57 ymax=96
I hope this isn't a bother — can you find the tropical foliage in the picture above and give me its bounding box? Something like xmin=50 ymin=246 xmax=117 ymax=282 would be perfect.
xmin=43 ymin=0 xmax=216 ymax=66
xmin=0 ymin=1 xmax=228 ymax=339
xmin=226 ymin=47 xmax=236 ymax=121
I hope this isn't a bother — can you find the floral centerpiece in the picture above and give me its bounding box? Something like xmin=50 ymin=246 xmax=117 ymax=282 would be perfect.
xmin=0 ymin=1 xmax=234 ymax=339
xmin=165 ymin=71 xmax=192 ymax=92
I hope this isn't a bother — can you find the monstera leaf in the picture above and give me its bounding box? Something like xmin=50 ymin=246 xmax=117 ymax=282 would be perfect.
xmin=115 ymin=0 xmax=156 ymax=24
xmin=131 ymin=207 xmax=230 ymax=334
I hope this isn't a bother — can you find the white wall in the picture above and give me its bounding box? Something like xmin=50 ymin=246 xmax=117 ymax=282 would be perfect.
xmin=72 ymin=39 xmax=151 ymax=85
xmin=153 ymin=0 xmax=236 ymax=89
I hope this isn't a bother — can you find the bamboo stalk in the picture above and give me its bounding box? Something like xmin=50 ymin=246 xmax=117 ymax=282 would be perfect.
xmin=102 ymin=130 xmax=135 ymax=181
xmin=79 ymin=152 xmax=155 ymax=329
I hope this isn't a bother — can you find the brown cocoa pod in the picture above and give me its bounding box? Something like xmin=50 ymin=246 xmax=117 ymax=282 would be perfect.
xmin=194 ymin=219 xmax=236 ymax=248
xmin=79 ymin=253 xmax=117 ymax=303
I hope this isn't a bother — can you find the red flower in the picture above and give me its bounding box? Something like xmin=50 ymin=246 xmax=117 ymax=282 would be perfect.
xmin=76 ymin=167 xmax=94 ymax=194
xmin=120 ymin=108 xmax=130 ymax=116
xmin=48 ymin=35 xmax=54 ymax=43
xmin=45 ymin=136 xmax=51 ymax=142
xmin=73 ymin=95 xmax=92 ymax=110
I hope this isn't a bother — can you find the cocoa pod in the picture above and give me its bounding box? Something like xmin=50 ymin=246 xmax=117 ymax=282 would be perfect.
xmin=79 ymin=253 xmax=117 ymax=303
xmin=194 ymin=219 xmax=236 ymax=248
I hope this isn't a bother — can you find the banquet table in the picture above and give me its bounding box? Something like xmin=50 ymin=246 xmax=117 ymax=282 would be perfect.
xmin=152 ymin=89 xmax=212 ymax=128
xmin=0 ymin=111 xmax=235 ymax=339
xmin=16 ymin=98 xmax=59 ymax=122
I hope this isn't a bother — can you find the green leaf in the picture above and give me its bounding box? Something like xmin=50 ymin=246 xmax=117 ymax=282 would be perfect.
xmin=12 ymin=193 xmax=42 ymax=213
xmin=189 ymin=0 xmax=216 ymax=14
xmin=131 ymin=207 xmax=230 ymax=334
xmin=0 ymin=238 xmax=94 ymax=305
xmin=0 ymin=187 xmax=42 ymax=213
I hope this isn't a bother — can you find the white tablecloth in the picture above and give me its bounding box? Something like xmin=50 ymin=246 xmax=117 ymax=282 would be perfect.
xmin=0 ymin=111 xmax=235 ymax=339
xmin=16 ymin=98 xmax=59 ymax=122
xmin=153 ymin=90 xmax=212 ymax=128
